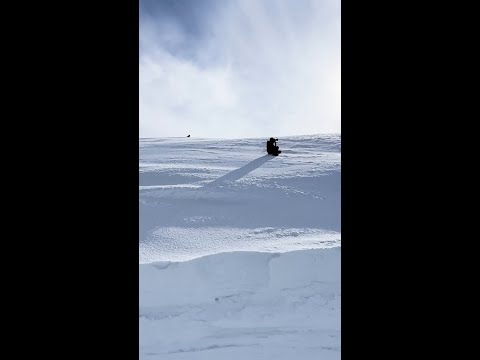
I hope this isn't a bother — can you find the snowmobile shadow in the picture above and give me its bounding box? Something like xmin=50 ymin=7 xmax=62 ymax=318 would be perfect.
xmin=205 ymin=155 xmax=274 ymax=188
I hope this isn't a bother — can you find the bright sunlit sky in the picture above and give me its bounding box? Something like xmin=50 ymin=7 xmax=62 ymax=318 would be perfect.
xmin=140 ymin=0 xmax=340 ymax=138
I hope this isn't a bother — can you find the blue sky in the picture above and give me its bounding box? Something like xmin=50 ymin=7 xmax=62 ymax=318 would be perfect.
xmin=140 ymin=0 xmax=340 ymax=138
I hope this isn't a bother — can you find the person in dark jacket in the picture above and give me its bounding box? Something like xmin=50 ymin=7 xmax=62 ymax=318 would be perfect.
xmin=266 ymin=137 xmax=281 ymax=155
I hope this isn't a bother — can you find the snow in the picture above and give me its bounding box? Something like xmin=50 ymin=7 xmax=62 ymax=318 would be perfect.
xmin=139 ymin=134 xmax=341 ymax=359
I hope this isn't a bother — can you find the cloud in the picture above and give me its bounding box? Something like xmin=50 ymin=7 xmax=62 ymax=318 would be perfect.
xmin=140 ymin=0 xmax=340 ymax=138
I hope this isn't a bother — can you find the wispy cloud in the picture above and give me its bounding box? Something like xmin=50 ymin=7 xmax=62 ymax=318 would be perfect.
xmin=140 ymin=0 xmax=340 ymax=138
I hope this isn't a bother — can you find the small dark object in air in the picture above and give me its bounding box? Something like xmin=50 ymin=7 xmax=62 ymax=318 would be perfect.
xmin=266 ymin=137 xmax=281 ymax=156
xmin=187 ymin=135 xmax=190 ymax=137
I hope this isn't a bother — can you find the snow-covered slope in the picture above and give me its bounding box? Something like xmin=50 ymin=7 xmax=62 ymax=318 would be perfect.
xmin=139 ymin=134 xmax=341 ymax=359
xmin=140 ymin=134 xmax=340 ymax=262
xmin=140 ymin=248 xmax=340 ymax=359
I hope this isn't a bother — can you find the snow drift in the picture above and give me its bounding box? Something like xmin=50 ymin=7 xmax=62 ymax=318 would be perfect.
xmin=140 ymin=248 xmax=340 ymax=359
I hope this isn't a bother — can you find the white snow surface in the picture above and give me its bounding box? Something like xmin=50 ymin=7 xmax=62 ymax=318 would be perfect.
xmin=139 ymin=134 xmax=341 ymax=359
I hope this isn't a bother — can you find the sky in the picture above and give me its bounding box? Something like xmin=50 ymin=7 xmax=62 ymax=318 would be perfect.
xmin=140 ymin=0 xmax=340 ymax=138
